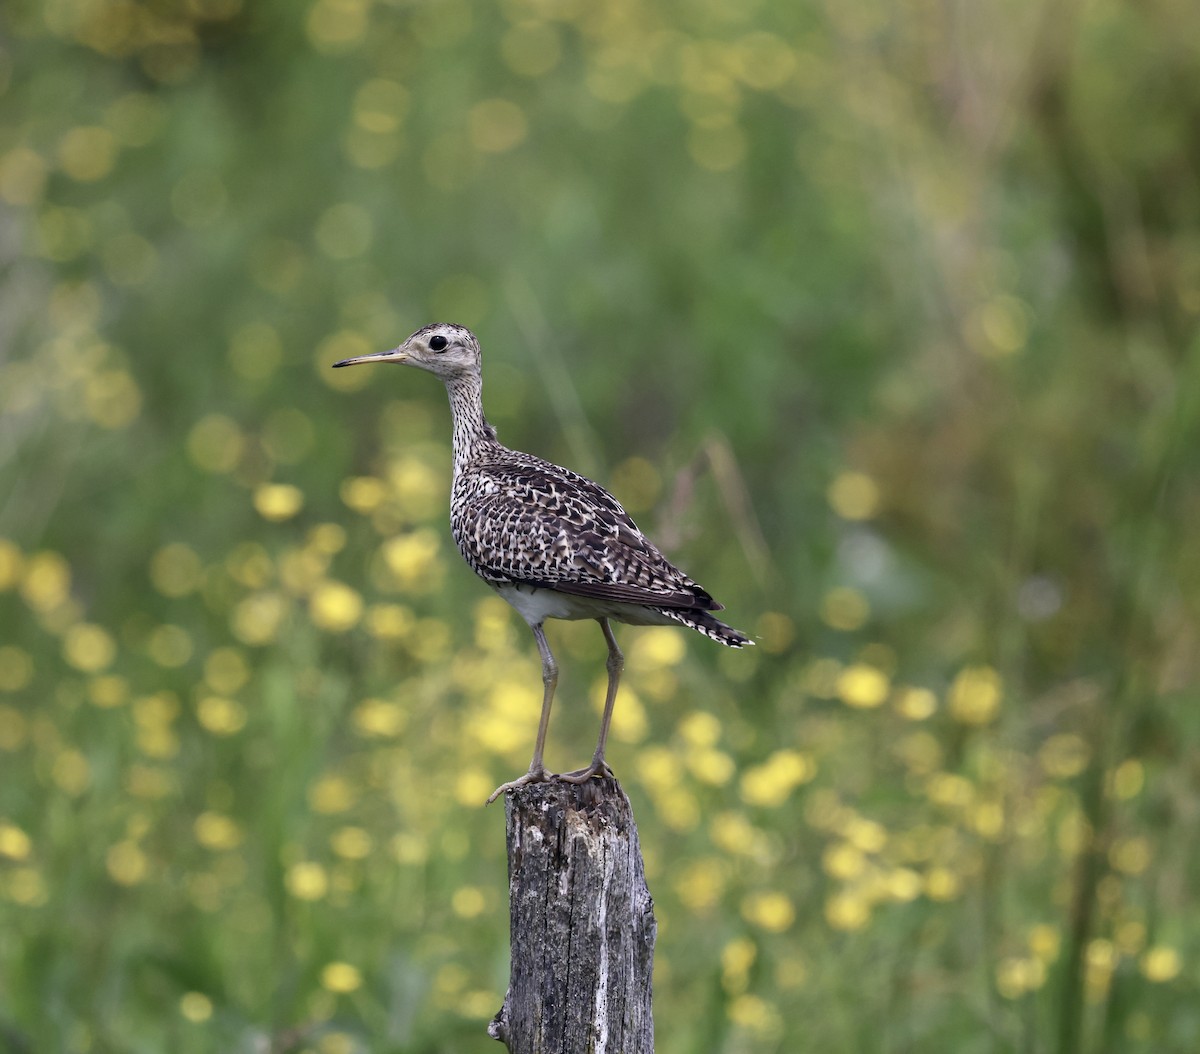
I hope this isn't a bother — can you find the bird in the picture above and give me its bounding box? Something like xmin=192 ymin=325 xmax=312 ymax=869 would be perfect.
xmin=333 ymin=323 xmax=752 ymax=802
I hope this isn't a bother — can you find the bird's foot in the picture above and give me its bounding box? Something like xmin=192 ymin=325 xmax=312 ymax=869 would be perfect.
xmin=485 ymin=765 xmax=554 ymax=805
xmin=556 ymin=758 xmax=615 ymax=785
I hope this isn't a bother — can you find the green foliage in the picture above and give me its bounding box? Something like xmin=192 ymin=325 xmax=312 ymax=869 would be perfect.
xmin=1 ymin=0 xmax=1199 ymax=1051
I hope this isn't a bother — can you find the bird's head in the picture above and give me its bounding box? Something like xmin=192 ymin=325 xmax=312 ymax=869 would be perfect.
xmin=332 ymin=322 xmax=481 ymax=381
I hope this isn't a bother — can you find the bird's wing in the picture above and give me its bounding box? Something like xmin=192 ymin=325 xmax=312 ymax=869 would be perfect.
xmin=453 ymin=456 xmax=720 ymax=611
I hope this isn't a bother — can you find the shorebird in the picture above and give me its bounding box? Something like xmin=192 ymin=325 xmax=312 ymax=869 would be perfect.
xmin=334 ymin=323 xmax=751 ymax=801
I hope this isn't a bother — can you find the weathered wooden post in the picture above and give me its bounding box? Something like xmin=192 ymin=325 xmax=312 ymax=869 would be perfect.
xmin=488 ymin=778 xmax=656 ymax=1053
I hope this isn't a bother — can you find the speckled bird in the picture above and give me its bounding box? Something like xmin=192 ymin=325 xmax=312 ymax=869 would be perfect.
xmin=334 ymin=323 xmax=752 ymax=801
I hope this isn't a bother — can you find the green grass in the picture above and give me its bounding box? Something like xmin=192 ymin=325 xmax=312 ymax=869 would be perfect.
xmin=2 ymin=0 xmax=1199 ymax=1050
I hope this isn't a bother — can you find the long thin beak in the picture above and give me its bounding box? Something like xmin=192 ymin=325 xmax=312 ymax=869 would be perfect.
xmin=331 ymin=346 xmax=408 ymax=368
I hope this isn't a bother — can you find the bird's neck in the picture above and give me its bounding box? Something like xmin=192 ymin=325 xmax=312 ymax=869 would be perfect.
xmin=444 ymin=373 xmax=498 ymax=463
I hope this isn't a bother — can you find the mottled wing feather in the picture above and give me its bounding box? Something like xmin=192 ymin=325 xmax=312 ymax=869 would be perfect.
xmin=451 ymin=454 xmax=719 ymax=611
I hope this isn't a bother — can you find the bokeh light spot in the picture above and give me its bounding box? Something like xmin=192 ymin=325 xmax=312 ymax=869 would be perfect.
xmin=320 ymin=962 xmax=363 ymax=993
xmin=58 ymin=126 xmax=117 ymax=182
xmin=468 ymin=99 xmax=529 ymax=154
xmin=948 ymin=666 xmax=1002 ymax=725
xmin=63 ymin=623 xmax=116 ymax=673
xmin=254 ymin=483 xmax=305 ymax=521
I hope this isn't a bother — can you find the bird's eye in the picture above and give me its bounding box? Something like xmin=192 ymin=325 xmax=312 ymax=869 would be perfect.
xmin=429 ymin=335 xmax=448 ymax=352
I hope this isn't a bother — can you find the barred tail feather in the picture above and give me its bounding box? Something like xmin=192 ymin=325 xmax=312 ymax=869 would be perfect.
xmin=656 ymin=607 xmax=754 ymax=648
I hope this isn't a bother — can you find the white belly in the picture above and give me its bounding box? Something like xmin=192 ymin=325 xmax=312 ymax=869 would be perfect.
xmin=494 ymin=583 xmax=676 ymax=628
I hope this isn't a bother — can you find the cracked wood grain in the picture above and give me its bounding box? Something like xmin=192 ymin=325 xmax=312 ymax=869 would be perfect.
xmin=488 ymin=778 xmax=656 ymax=1053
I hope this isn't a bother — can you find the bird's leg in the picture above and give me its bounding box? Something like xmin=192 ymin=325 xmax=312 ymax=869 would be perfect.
xmin=486 ymin=623 xmax=559 ymax=804
xmin=559 ymin=618 xmax=622 ymax=785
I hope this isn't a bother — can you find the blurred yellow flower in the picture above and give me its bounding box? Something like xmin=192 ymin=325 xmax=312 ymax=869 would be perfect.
xmin=136 ymin=724 xmax=180 ymax=759
xmin=320 ymin=961 xmax=363 ymax=994
xmin=821 ymin=587 xmax=870 ymax=631
xmin=710 ymin=811 xmax=775 ymax=863
xmin=976 ymin=295 xmax=1030 ymax=357
xmin=1110 ymin=758 xmax=1144 ymax=800
xmin=149 ymin=543 xmax=204 ymax=597
xmin=1109 ymin=836 xmax=1151 ymax=875
xmin=754 ymin=611 xmax=794 ymax=652
xmin=895 ymin=687 xmax=937 ymax=720
xmin=0 ymin=538 xmax=22 ymax=590
xmin=330 ymin=826 xmax=373 ymax=860
xmin=179 ymin=992 xmax=213 ymax=1023
xmin=629 ymin=627 xmax=686 ymax=671
xmin=451 ymin=885 xmax=486 ymax=918
xmin=194 ymin=812 xmax=244 ymax=851
xmin=741 ymin=890 xmax=795 ymax=933
xmin=924 ymin=867 xmax=962 ymax=901
xmin=721 ymin=936 xmax=756 ymax=994
xmin=106 ymin=840 xmax=148 ymax=886
xmin=353 ymin=79 xmax=410 ymax=133
xmin=85 ymin=368 xmax=142 ymax=427
xmin=677 ymin=710 xmax=722 ymax=748
xmin=286 ymin=862 xmax=328 ymax=901
xmin=381 ymin=528 xmax=441 ymax=590
xmin=58 ymin=126 xmax=117 ymax=182
xmin=740 ymin=749 xmax=815 ymax=807
xmin=687 ymin=748 xmax=735 ymax=786
xmin=187 ymin=414 xmax=244 ymax=473
xmin=687 ymin=124 xmax=746 ymax=172
xmin=926 ymin=773 xmax=974 ymax=808
xmin=254 ymin=483 xmax=305 ymax=521
xmin=822 ymin=842 xmax=866 ymax=881
xmin=1115 ymin=920 xmax=1146 ymax=956
xmin=883 ymin=868 xmax=922 ymax=902
xmin=825 ymin=892 xmax=870 ymax=931
xmin=0 ymin=147 xmax=47 ymax=206
xmin=735 ymin=32 xmax=798 ymax=91
xmin=1140 ymin=946 xmax=1183 ymax=983
xmin=468 ymin=99 xmax=528 ymax=154
xmin=1038 ymin=733 xmax=1090 ymax=779
xmin=948 ymin=665 xmax=1002 ymax=725
xmin=226 ymin=542 xmax=273 ymax=588
xmin=231 ymin=592 xmax=288 ymax=645
xmin=309 ymin=580 xmax=363 ymax=632
xmin=1029 ymin=924 xmax=1061 ymax=962
xmin=197 ymin=696 xmax=248 ymax=735
xmin=996 ymin=956 xmax=1046 ymax=999
xmin=0 ymin=706 xmax=28 ymax=751
xmin=6 ymin=867 xmax=48 ymax=906
xmin=306 ymin=0 xmax=367 ymax=50
xmin=656 ymin=787 xmax=700 ymax=832
xmin=351 ymin=699 xmax=407 ymax=738
xmin=63 ymin=623 xmax=116 ymax=673
xmin=126 ymin=764 xmax=175 ymax=800
xmin=836 ymin=663 xmax=889 ymax=708
xmin=674 ymin=857 xmax=727 ymax=912
xmin=0 ymin=822 xmax=32 ymax=861
xmin=309 ymin=775 xmax=357 ymax=814
xmin=501 ymin=23 xmax=562 ymax=78
xmin=364 ymin=603 xmax=415 ymax=640
xmin=52 ymin=749 xmax=91 ymax=796
xmin=0 ymin=646 xmax=33 ymax=691
xmin=204 ymin=647 xmax=249 ymax=694
xmin=340 ymin=476 xmax=386 ymax=513
xmin=147 ymin=624 xmax=193 ymax=667
xmin=20 ymin=551 xmax=71 ymax=612
xmin=727 ymin=993 xmax=781 ymax=1037
xmin=827 ymin=471 xmax=880 ymax=520
xmin=637 ymin=747 xmax=683 ymax=791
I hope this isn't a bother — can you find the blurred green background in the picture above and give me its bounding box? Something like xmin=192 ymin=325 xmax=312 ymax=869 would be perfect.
xmin=2 ymin=0 xmax=1199 ymax=1051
